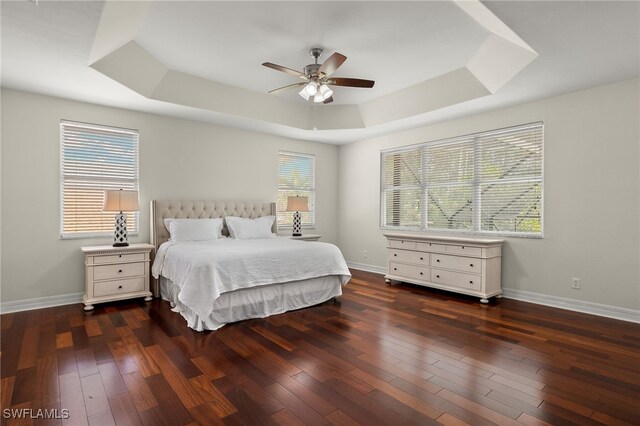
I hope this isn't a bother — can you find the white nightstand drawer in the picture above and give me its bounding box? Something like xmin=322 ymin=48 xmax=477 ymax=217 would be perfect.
xmin=389 ymin=249 xmax=429 ymax=265
xmin=94 ymin=277 xmax=145 ymax=297
xmin=431 ymin=254 xmax=481 ymax=273
xmin=389 ymin=262 xmax=429 ymax=281
xmin=93 ymin=252 xmax=147 ymax=265
xmin=431 ymin=269 xmax=482 ymax=291
xmin=446 ymin=245 xmax=482 ymax=256
xmin=389 ymin=239 xmax=417 ymax=250
xmin=93 ymin=262 xmax=145 ymax=281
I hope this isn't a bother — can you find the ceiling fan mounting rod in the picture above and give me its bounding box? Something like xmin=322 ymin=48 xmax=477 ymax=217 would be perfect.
xmin=309 ymin=47 xmax=323 ymax=63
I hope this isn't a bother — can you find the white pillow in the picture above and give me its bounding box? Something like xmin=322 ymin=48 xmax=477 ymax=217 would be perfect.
xmin=225 ymin=216 xmax=276 ymax=239
xmin=165 ymin=218 xmax=223 ymax=242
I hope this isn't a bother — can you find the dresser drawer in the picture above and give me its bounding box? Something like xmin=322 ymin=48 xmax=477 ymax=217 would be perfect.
xmin=431 ymin=269 xmax=482 ymax=291
xmin=389 ymin=239 xmax=417 ymax=250
xmin=388 ymin=249 xmax=429 ymax=265
xmin=92 ymin=252 xmax=147 ymax=265
xmin=431 ymin=254 xmax=481 ymax=274
xmin=417 ymin=242 xmax=446 ymax=252
xmin=94 ymin=277 xmax=145 ymax=297
xmin=446 ymin=245 xmax=482 ymax=257
xmin=93 ymin=262 xmax=145 ymax=281
xmin=389 ymin=262 xmax=429 ymax=281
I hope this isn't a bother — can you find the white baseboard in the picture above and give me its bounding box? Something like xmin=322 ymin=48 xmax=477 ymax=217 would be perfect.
xmin=346 ymin=262 xmax=639 ymax=324
xmin=0 ymin=292 xmax=84 ymax=314
xmin=501 ymin=289 xmax=640 ymax=324
xmin=346 ymin=261 xmax=387 ymax=275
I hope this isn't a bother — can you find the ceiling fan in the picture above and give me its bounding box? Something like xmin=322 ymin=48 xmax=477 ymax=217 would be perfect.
xmin=262 ymin=48 xmax=375 ymax=104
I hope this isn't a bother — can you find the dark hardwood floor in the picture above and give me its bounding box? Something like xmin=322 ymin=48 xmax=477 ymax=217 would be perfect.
xmin=2 ymin=269 xmax=639 ymax=425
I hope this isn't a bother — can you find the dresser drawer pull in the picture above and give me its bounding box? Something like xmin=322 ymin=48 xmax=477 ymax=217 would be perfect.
xmin=462 ymin=246 xmax=465 ymax=249
xmin=394 ymin=267 xmax=397 ymax=271
xmin=469 ymin=281 xmax=473 ymax=284
xmin=419 ymin=257 xmax=423 ymax=260
xmin=436 ymin=259 xmax=440 ymax=262
xmin=419 ymin=272 xmax=423 ymax=275
xmin=119 ymin=254 xmax=122 ymax=258
xmin=118 ymin=269 xmax=123 ymax=273
xmin=470 ymin=264 xmax=474 ymax=267
xmin=394 ymin=254 xmax=397 ymax=256
xmin=118 ymin=285 xmax=123 ymax=289
xmin=436 ymin=275 xmax=440 ymax=278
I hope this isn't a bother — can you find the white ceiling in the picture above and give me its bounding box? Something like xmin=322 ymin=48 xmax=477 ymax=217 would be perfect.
xmin=1 ymin=1 xmax=638 ymax=144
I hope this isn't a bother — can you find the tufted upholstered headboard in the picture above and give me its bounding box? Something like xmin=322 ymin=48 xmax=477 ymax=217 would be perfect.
xmin=150 ymin=200 xmax=277 ymax=250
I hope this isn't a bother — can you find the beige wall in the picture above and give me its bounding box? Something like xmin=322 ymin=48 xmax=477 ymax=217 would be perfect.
xmin=338 ymin=79 xmax=640 ymax=310
xmin=0 ymin=89 xmax=339 ymax=303
xmin=2 ymin=80 xmax=639 ymax=312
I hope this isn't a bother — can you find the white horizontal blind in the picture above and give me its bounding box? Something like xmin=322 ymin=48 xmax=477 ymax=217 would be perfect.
xmin=277 ymin=151 xmax=315 ymax=227
xmin=381 ymin=122 xmax=543 ymax=237
xmin=60 ymin=120 xmax=139 ymax=238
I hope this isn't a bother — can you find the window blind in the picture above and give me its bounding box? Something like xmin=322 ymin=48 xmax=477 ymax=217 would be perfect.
xmin=381 ymin=122 xmax=543 ymax=237
xmin=60 ymin=120 xmax=139 ymax=238
xmin=277 ymin=151 xmax=316 ymax=227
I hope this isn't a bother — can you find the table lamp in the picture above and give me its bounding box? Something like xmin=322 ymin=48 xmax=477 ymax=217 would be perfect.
xmin=286 ymin=196 xmax=308 ymax=237
xmin=103 ymin=189 xmax=139 ymax=247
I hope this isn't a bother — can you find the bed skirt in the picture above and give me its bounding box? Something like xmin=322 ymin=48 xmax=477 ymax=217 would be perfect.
xmin=160 ymin=275 xmax=343 ymax=331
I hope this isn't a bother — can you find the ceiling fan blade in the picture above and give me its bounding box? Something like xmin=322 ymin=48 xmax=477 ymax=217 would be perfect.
xmin=318 ymin=52 xmax=347 ymax=77
xmin=322 ymin=96 xmax=334 ymax=104
xmin=262 ymin=62 xmax=306 ymax=79
xmin=268 ymin=82 xmax=305 ymax=94
xmin=326 ymin=77 xmax=375 ymax=88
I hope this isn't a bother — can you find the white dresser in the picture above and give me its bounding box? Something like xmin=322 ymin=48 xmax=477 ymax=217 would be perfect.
xmin=81 ymin=243 xmax=154 ymax=311
xmin=383 ymin=233 xmax=504 ymax=303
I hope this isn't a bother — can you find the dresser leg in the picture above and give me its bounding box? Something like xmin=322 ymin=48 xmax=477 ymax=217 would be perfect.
xmin=144 ymin=296 xmax=153 ymax=302
xmin=385 ymin=278 xmax=391 ymax=284
xmin=495 ymin=294 xmax=502 ymax=299
xmin=480 ymin=298 xmax=489 ymax=304
xmin=83 ymin=304 xmax=94 ymax=311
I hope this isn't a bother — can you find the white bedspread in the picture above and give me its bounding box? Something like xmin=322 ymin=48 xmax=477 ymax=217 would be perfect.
xmin=152 ymin=237 xmax=351 ymax=320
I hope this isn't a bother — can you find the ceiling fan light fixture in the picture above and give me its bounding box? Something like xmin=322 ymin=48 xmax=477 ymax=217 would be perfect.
xmin=304 ymin=82 xmax=318 ymax=96
xmin=298 ymin=87 xmax=311 ymax=101
xmin=318 ymin=84 xmax=333 ymax=100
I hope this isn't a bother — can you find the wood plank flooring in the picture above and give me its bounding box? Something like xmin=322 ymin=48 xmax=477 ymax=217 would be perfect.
xmin=1 ymin=269 xmax=639 ymax=425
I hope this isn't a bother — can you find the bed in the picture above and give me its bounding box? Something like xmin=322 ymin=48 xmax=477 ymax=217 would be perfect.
xmin=150 ymin=200 xmax=351 ymax=331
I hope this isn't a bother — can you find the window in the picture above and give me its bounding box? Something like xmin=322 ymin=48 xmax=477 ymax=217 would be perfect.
xmin=381 ymin=122 xmax=543 ymax=237
xmin=60 ymin=120 xmax=139 ymax=238
xmin=277 ymin=151 xmax=315 ymax=227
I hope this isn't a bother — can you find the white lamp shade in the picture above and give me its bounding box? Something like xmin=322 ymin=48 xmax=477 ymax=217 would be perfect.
xmin=304 ymin=82 xmax=318 ymax=96
xmin=319 ymin=84 xmax=333 ymax=100
xmin=298 ymin=87 xmax=311 ymax=101
xmin=103 ymin=190 xmax=139 ymax=212
xmin=286 ymin=196 xmax=309 ymax=212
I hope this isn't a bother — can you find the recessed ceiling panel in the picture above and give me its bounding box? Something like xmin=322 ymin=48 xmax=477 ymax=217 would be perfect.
xmin=136 ymin=1 xmax=489 ymax=104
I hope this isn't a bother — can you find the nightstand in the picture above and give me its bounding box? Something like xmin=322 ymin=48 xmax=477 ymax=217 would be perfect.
xmin=289 ymin=234 xmax=321 ymax=242
xmin=81 ymin=243 xmax=154 ymax=311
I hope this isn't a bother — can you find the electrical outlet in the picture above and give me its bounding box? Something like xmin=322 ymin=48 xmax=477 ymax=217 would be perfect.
xmin=363 ymin=250 xmax=368 ymax=258
xmin=571 ymin=277 xmax=581 ymax=289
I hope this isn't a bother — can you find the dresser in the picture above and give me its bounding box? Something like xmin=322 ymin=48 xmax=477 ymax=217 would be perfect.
xmin=383 ymin=233 xmax=504 ymax=303
xmin=81 ymin=243 xmax=154 ymax=311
